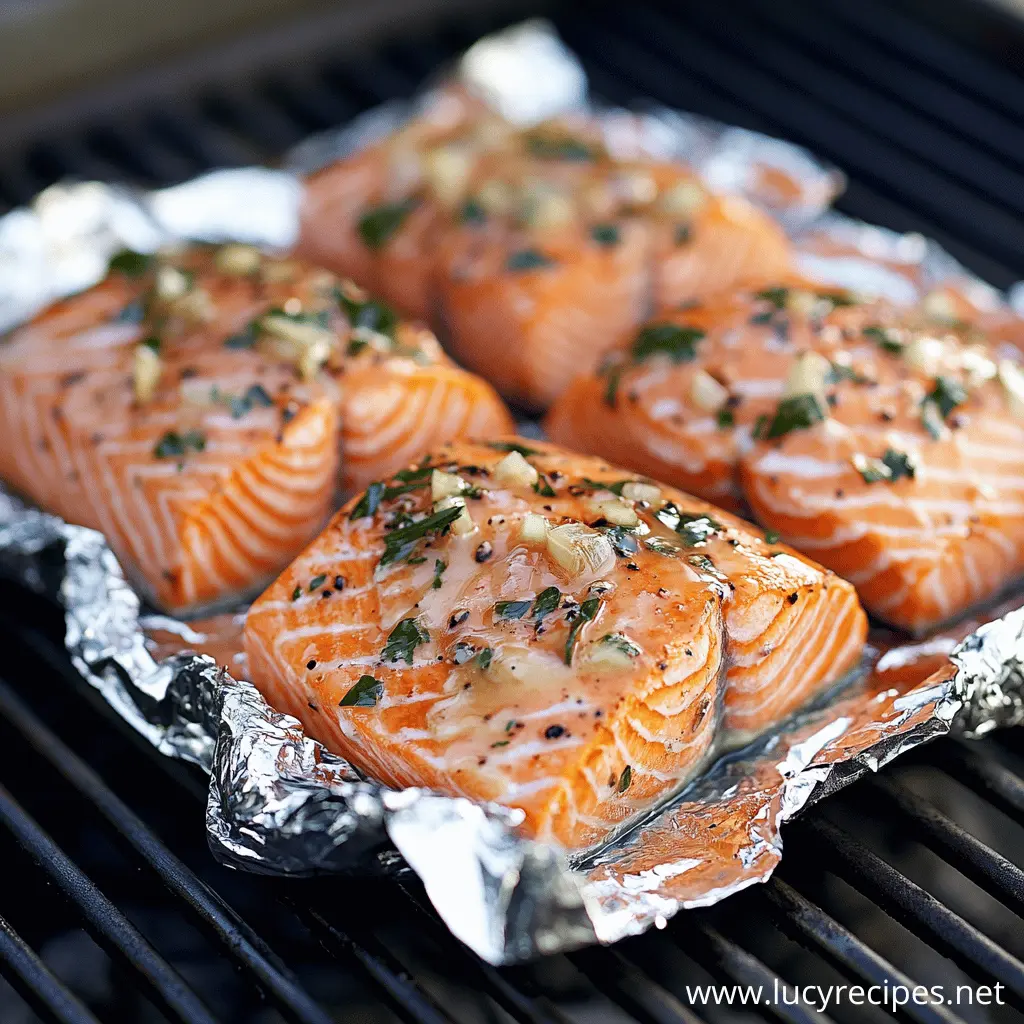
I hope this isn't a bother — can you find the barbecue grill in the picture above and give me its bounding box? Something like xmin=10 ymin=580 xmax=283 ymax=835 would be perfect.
xmin=1 ymin=1 xmax=1024 ymax=1022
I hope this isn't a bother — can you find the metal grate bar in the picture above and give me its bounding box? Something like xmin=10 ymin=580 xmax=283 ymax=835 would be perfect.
xmin=0 ymin=915 xmax=102 ymax=1024
xmin=676 ymin=922 xmax=834 ymax=1024
xmin=932 ymin=742 xmax=1024 ymax=824
xmin=805 ymin=818 xmax=1024 ymax=1005
xmin=0 ymin=677 xmax=337 ymax=1024
xmin=863 ymin=776 xmax=1024 ymax=918
xmin=0 ymin=781 xmax=220 ymax=1024
xmin=762 ymin=879 xmax=966 ymax=1024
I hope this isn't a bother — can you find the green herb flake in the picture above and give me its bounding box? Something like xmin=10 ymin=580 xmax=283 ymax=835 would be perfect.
xmin=229 ymin=383 xmax=274 ymax=419
xmin=644 ymin=536 xmax=682 ymax=557
xmin=477 ymin=647 xmax=493 ymax=670
xmin=308 ymin=574 xmax=327 ymax=592
xmin=382 ymin=618 xmax=430 ymax=664
xmin=380 ymin=505 xmax=464 ymax=566
xmin=674 ymin=223 xmax=692 ymax=246
xmin=224 ymin=321 xmax=259 ymax=349
xmin=357 ymin=199 xmax=417 ymax=250
xmin=114 ymin=300 xmax=146 ymax=324
xmin=565 ymin=596 xmax=601 ymax=666
xmin=765 ymin=394 xmax=825 ymax=440
xmin=600 ymin=633 xmax=642 ymax=659
xmin=883 ymin=448 xmax=916 ymax=482
xmin=755 ymin=287 xmax=790 ymax=310
xmin=291 ymin=585 xmax=302 ymax=601
xmin=506 ymin=248 xmax=554 ymax=273
xmin=590 ymin=223 xmax=621 ymax=247
xmin=533 ymin=474 xmax=557 ymax=498
xmin=928 ymin=375 xmax=967 ymax=418
xmin=617 ymin=765 xmax=632 ymax=794
xmin=459 ymin=198 xmax=487 ymax=225
xmin=141 ymin=335 xmax=161 ymax=353
xmin=827 ymin=361 xmax=868 ymax=385
xmin=764 ymin=530 xmax=781 ymax=544
xmin=485 ymin=441 xmax=540 ymax=457
xmin=863 ymin=325 xmax=903 ymax=354
xmin=524 ymin=132 xmax=597 ymax=161
xmin=716 ymin=408 xmax=735 ymax=429
xmin=632 ymin=322 xmax=705 ymax=364
xmin=339 ymin=675 xmax=384 ymax=707
xmin=857 ymin=448 xmax=917 ymax=484
xmin=350 ymin=481 xmax=386 ymax=520
xmin=656 ymin=503 xmax=721 ymax=546
xmin=431 ymin=559 xmax=447 ymax=590
xmin=581 ymin=478 xmax=627 ymax=495
xmin=153 ymin=429 xmax=206 ymax=460
xmin=532 ymin=586 xmax=562 ymax=620
xmin=603 ymin=364 xmax=623 ymax=408
xmin=495 ymin=600 xmax=532 ymax=621
xmin=335 ymin=290 xmax=398 ymax=340
xmin=604 ymin=527 xmax=640 ymax=557
xmin=491 ymin=739 xmax=510 ymax=748
xmin=108 ymin=249 xmax=153 ymax=278
xmin=817 ymin=290 xmax=856 ymax=308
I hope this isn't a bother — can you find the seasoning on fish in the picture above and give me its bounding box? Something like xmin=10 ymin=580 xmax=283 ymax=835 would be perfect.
xmin=297 ymin=99 xmax=792 ymax=409
xmin=546 ymin=282 xmax=1024 ymax=631
xmin=243 ymin=438 xmax=865 ymax=850
xmin=0 ymin=245 xmax=512 ymax=612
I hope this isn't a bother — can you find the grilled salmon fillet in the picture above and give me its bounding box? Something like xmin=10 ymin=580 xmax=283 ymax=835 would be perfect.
xmin=0 ymin=245 xmax=511 ymax=612
xmin=243 ymin=438 xmax=865 ymax=849
xmin=546 ymin=283 xmax=1024 ymax=631
xmin=298 ymin=111 xmax=792 ymax=410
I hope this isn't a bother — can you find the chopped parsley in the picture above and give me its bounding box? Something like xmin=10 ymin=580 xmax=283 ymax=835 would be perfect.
xmin=565 ymin=596 xmax=601 ymax=665
xmin=644 ymin=536 xmax=683 ymax=556
xmin=459 ymin=198 xmax=486 ymax=225
xmin=141 ymin=335 xmax=161 ymax=353
xmin=485 ymin=441 xmax=540 ymax=457
xmin=431 ymin=559 xmax=446 ymax=589
xmin=632 ymin=322 xmax=705 ymax=363
xmin=605 ymin=527 xmax=640 ymax=557
xmin=582 ymin=478 xmax=628 ymax=495
xmin=350 ymin=482 xmax=386 ymax=519
xmin=228 ymin=383 xmax=274 ymax=419
xmin=927 ymin=376 xmax=967 ymax=418
xmin=338 ymin=675 xmax=384 ymax=707
xmin=224 ymin=321 xmax=259 ymax=349
xmin=506 ymin=248 xmax=554 ymax=272
xmin=336 ymin=290 xmax=398 ymax=340
xmin=524 ymin=132 xmax=598 ymax=161
xmin=864 ymin=325 xmax=903 ymax=354
xmin=603 ymin=364 xmax=623 ymax=408
xmin=108 ymin=249 xmax=153 ymax=277
xmin=591 ymin=223 xmax=621 ymax=247
xmin=716 ymin=408 xmax=735 ymax=429
xmin=380 ymin=504 xmax=464 ymax=566
xmin=656 ymin=503 xmax=720 ymax=545
xmin=600 ymin=633 xmax=642 ymax=659
xmin=477 ymin=647 xmax=493 ymax=670
xmin=674 ymin=223 xmax=692 ymax=246
xmin=764 ymin=394 xmax=825 ymax=439
xmin=291 ymin=586 xmax=302 ymax=601
xmin=827 ymin=362 xmax=868 ymax=385
xmin=856 ymin=448 xmax=917 ymax=485
xmin=764 ymin=529 xmax=781 ymax=544
xmin=153 ymin=429 xmax=206 ymax=460
xmin=532 ymin=586 xmax=562 ymax=620
xmin=533 ymin=473 xmax=557 ymax=498
xmin=382 ymin=618 xmax=430 ymax=664
xmin=817 ymin=290 xmax=856 ymax=308
xmin=755 ymin=287 xmax=789 ymax=310
xmin=617 ymin=765 xmax=633 ymax=794
xmin=495 ymin=600 xmax=532 ymax=620
xmin=357 ymin=199 xmax=417 ymax=250
xmin=308 ymin=574 xmax=327 ymax=592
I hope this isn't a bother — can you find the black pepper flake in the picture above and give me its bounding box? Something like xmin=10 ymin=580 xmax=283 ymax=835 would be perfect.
xmin=544 ymin=724 xmax=565 ymax=740
xmin=334 ymin=575 xmax=346 ymax=590
xmin=625 ymin=562 xmax=640 ymax=571
xmin=474 ymin=541 xmax=493 ymax=563
xmin=788 ymin=593 xmax=799 ymax=604
xmin=306 ymin=660 xmax=317 ymax=670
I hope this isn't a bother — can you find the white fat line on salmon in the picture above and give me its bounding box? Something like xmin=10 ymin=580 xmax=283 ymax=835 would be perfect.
xmin=276 ymin=621 xmax=377 ymax=641
xmin=644 ymin=434 xmax=726 ymax=474
xmin=622 ymin=713 xmax=712 ymax=753
xmin=352 ymin=383 xmax=435 ymax=452
xmin=481 ymin=735 xmax=585 ymax=768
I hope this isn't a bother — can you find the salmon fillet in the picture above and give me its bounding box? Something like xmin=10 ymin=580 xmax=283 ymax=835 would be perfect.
xmin=546 ymin=283 xmax=1024 ymax=631
xmin=297 ymin=110 xmax=792 ymax=410
xmin=243 ymin=438 xmax=865 ymax=849
xmin=0 ymin=245 xmax=511 ymax=612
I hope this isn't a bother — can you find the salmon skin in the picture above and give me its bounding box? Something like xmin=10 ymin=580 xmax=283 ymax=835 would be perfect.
xmin=243 ymin=438 xmax=865 ymax=850
xmin=0 ymin=244 xmax=512 ymax=613
xmin=546 ymin=283 xmax=1024 ymax=632
xmin=297 ymin=107 xmax=792 ymax=410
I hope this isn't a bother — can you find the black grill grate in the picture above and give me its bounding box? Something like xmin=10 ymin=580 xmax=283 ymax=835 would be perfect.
xmin=1 ymin=1 xmax=1024 ymax=1022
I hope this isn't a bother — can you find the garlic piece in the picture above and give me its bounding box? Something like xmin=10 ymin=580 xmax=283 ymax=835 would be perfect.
xmin=961 ymin=345 xmax=997 ymax=388
xmin=592 ymin=500 xmax=639 ymax=528
xmin=260 ymin=259 xmax=301 ymax=284
xmin=922 ymin=290 xmax=959 ymax=324
xmin=259 ymin=315 xmax=334 ymax=380
xmin=620 ymin=481 xmax=662 ymax=504
xmin=659 ymin=181 xmax=707 ymax=217
xmin=215 ymin=244 xmax=262 ymax=276
xmin=578 ymin=633 xmax=642 ymax=672
xmin=154 ymin=265 xmax=190 ymax=301
xmin=998 ymin=360 xmax=1024 ymax=418
xmin=546 ymin=522 xmax=615 ymax=579
xmin=690 ymin=369 xmax=729 ymax=412
xmin=524 ymin=189 xmax=575 ymax=230
xmin=494 ymin=450 xmax=539 ymax=489
xmin=903 ymin=336 xmax=946 ymax=376
xmin=520 ymin=512 xmax=549 ymax=544
xmin=132 ymin=344 xmax=161 ymax=404
xmin=171 ymin=287 xmax=215 ymax=325
xmin=783 ymin=351 xmax=831 ymax=401
xmin=487 ymin=644 xmax=572 ymax=689
xmin=431 ymin=469 xmax=468 ymax=501
xmin=423 ymin=145 xmax=473 ymax=209
xmin=435 ymin=495 xmax=476 ymax=536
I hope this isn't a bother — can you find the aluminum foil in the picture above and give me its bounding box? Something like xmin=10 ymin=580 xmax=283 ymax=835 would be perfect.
xmin=2 ymin=19 xmax=1024 ymax=968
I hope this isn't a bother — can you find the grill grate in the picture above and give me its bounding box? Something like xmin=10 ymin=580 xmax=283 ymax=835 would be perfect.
xmin=2 ymin=1 xmax=1024 ymax=1022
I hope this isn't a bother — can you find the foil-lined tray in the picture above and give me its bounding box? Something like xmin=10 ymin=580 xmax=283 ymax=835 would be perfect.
xmin=1 ymin=20 xmax=1024 ymax=967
